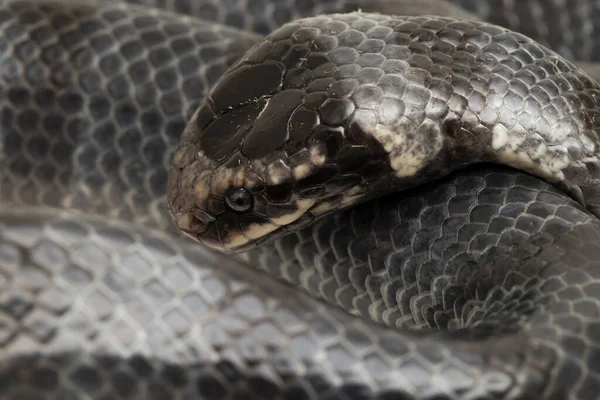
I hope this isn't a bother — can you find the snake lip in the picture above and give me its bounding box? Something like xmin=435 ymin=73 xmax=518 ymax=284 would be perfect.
xmin=221 ymin=211 xmax=319 ymax=254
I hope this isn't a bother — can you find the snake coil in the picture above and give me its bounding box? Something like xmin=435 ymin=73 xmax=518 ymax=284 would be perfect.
xmin=2 ymin=1 xmax=600 ymax=399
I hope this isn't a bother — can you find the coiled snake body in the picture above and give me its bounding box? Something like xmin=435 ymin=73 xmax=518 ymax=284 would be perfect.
xmin=2 ymin=0 xmax=600 ymax=399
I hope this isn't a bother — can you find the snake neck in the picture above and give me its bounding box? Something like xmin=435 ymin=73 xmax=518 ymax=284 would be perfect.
xmin=241 ymin=165 xmax=600 ymax=339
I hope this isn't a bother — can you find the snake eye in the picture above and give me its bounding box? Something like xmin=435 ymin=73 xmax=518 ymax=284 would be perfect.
xmin=225 ymin=187 xmax=253 ymax=212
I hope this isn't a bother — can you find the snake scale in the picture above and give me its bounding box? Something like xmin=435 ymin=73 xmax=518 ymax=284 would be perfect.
xmin=2 ymin=0 xmax=600 ymax=399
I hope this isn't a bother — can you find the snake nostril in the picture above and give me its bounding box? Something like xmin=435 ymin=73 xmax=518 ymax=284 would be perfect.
xmin=194 ymin=209 xmax=216 ymax=225
xmin=176 ymin=212 xmax=209 ymax=236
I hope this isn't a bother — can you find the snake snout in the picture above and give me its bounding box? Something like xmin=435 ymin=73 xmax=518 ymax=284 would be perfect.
xmin=173 ymin=210 xmax=211 ymax=238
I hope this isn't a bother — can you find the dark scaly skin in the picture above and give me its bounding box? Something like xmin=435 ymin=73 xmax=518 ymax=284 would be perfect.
xmin=451 ymin=0 xmax=600 ymax=63
xmin=0 ymin=0 xmax=261 ymax=233
xmin=107 ymin=0 xmax=480 ymax=35
xmin=107 ymin=0 xmax=600 ymax=83
xmin=168 ymin=12 xmax=600 ymax=251
xmin=5 ymin=166 xmax=600 ymax=399
xmin=1 ymin=0 xmax=600 ymax=399
xmin=111 ymin=0 xmax=600 ymax=66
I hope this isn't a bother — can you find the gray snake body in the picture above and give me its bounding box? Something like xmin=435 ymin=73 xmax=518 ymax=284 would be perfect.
xmin=3 ymin=1 xmax=600 ymax=399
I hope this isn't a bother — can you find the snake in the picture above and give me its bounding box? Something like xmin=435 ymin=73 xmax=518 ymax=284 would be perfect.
xmin=3 ymin=0 xmax=600 ymax=398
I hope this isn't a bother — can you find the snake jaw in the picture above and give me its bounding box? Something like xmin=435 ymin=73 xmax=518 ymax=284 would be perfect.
xmin=173 ymin=192 xmax=321 ymax=252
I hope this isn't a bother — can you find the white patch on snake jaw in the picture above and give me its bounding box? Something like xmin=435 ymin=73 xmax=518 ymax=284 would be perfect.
xmin=270 ymin=198 xmax=317 ymax=225
xmin=243 ymin=221 xmax=280 ymax=240
xmin=291 ymin=146 xmax=327 ymax=180
xmin=356 ymin=114 xmax=444 ymax=178
xmin=219 ymin=222 xmax=276 ymax=249
xmin=218 ymin=198 xmax=317 ymax=250
xmin=310 ymin=145 xmax=326 ymax=165
xmin=266 ymin=159 xmax=292 ymax=185
xmin=219 ymin=223 xmax=277 ymax=249
xmin=340 ymin=185 xmax=366 ymax=205
xmin=310 ymin=185 xmax=365 ymax=215
xmin=293 ymin=164 xmax=311 ymax=179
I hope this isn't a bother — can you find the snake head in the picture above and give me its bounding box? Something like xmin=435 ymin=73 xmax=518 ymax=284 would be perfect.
xmin=167 ymin=94 xmax=379 ymax=251
xmin=166 ymin=14 xmax=455 ymax=252
xmin=166 ymin=55 xmax=392 ymax=251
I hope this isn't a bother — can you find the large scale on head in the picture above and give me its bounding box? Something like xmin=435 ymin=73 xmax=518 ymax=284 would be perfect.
xmin=167 ymin=12 xmax=600 ymax=251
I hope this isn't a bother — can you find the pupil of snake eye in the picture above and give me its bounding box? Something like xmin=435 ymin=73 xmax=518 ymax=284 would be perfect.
xmin=225 ymin=187 xmax=253 ymax=212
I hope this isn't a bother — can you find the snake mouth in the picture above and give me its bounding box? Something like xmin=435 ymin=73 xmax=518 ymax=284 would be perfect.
xmin=175 ymin=216 xmax=290 ymax=253
xmin=170 ymin=179 xmax=376 ymax=253
xmin=211 ymin=192 xmax=376 ymax=253
xmin=171 ymin=199 xmax=320 ymax=253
